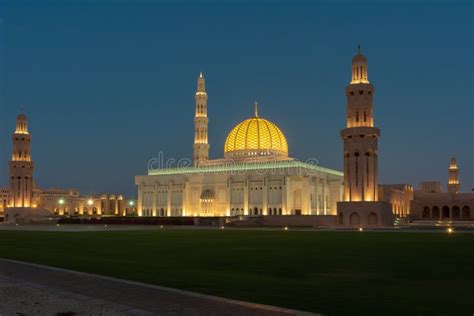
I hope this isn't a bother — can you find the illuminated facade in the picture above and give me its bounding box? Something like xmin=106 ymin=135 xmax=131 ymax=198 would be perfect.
xmin=1 ymin=113 xmax=136 ymax=223
xmin=341 ymin=48 xmax=378 ymax=202
xmin=337 ymin=48 xmax=395 ymax=226
xmin=136 ymin=73 xmax=344 ymax=217
xmin=8 ymin=113 xmax=35 ymax=208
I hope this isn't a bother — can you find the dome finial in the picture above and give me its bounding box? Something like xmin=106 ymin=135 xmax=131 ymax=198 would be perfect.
xmin=358 ymin=44 xmax=361 ymax=54
xmin=254 ymin=101 xmax=259 ymax=117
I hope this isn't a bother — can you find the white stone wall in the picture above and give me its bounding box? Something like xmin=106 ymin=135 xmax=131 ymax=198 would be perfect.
xmin=135 ymin=166 xmax=343 ymax=217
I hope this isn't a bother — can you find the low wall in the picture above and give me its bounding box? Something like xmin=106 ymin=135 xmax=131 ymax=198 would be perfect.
xmin=59 ymin=217 xmax=195 ymax=226
xmin=261 ymin=215 xmax=337 ymax=227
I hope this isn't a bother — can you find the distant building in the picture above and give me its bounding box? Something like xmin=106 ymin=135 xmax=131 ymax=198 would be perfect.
xmin=410 ymin=158 xmax=473 ymax=220
xmin=1 ymin=113 xmax=136 ymax=223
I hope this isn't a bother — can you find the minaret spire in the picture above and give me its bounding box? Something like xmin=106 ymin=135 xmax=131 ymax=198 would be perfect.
xmin=342 ymin=49 xmax=378 ymax=202
xmin=9 ymin=111 xmax=35 ymax=207
xmin=254 ymin=101 xmax=259 ymax=117
xmin=193 ymin=72 xmax=210 ymax=165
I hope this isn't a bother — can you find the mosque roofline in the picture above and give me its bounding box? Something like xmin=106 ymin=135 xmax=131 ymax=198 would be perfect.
xmin=147 ymin=160 xmax=343 ymax=177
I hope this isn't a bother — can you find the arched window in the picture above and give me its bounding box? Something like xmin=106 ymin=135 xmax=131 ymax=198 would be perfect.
xmin=368 ymin=212 xmax=377 ymax=225
xmin=452 ymin=206 xmax=460 ymax=219
xmin=432 ymin=206 xmax=440 ymax=219
xmin=365 ymin=152 xmax=370 ymax=187
xmin=354 ymin=152 xmax=360 ymax=187
xmin=349 ymin=212 xmax=360 ymax=226
xmin=338 ymin=213 xmax=343 ymax=225
xmin=442 ymin=206 xmax=450 ymax=219
xmin=422 ymin=207 xmax=430 ymax=219
xmin=462 ymin=206 xmax=471 ymax=219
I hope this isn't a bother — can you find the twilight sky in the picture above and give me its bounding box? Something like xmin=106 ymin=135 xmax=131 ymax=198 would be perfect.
xmin=0 ymin=1 xmax=472 ymax=197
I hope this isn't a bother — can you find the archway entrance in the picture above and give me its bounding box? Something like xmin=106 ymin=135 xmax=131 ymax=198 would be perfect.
xmin=349 ymin=212 xmax=360 ymax=226
xmin=368 ymin=212 xmax=377 ymax=225
xmin=452 ymin=206 xmax=460 ymax=219
xmin=338 ymin=213 xmax=343 ymax=225
xmin=462 ymin=206 xmax=471 ymax=219
xmin=442 ymin=206 xmax=450 ymax=219
xmin=422 ymin=207 xmax=430 ymax=219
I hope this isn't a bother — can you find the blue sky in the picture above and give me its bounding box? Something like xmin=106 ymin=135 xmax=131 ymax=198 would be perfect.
xmin=0 ymin=1 xmax=472 ymax=197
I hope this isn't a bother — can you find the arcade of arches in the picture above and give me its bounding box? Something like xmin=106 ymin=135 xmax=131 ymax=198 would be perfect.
xmin=421 ymin=205 xmax=471 ymax=220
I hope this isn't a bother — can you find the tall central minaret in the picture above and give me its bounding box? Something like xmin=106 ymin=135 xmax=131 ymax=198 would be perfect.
xmin=341 ymin=47 xmax=379 ymax=202
xmin=193 ymin=72 xmax=209 ymax=165
xmin=8 ymin=112 xmax=35 ymax=207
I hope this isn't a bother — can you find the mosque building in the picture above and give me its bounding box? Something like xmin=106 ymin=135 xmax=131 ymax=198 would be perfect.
xmin=135 ymin=73 xmax=344 ymax=218
xmin=1 ymin=49 xmax=471 ymax=226
xmin=135 ymin=49 xmax=472 ymax=226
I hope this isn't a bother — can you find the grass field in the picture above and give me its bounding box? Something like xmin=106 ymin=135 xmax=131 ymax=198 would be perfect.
xmin=0 ymin=229 xmax=472 ymax=315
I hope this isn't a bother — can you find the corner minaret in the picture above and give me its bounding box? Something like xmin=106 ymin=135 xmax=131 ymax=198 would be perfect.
xmin=448 ymin=157 xmax=460 ymax=194
xmin=341 ymin=47 xmax=379 ymax=202
xmin=193 ymin=72 xmax=209 ymax=165
xmin=8 ymin=111 xmax=35 ymax=207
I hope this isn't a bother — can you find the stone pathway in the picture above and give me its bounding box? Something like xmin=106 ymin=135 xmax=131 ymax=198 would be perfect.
xmin=0 ymin=259 xmax=317 ymax=316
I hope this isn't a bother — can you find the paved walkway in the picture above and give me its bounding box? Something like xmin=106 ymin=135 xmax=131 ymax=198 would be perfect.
xmin=0 ymin=259 xmax=316 ymax=316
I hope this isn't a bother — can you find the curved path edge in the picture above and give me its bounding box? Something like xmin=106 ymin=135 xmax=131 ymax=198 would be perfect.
xmin=0 ymin=258 xmax=320 ymax=316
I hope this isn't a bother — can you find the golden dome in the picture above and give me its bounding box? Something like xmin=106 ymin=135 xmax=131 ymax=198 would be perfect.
xmin=224 ymin=103 xmax=288 ymax=159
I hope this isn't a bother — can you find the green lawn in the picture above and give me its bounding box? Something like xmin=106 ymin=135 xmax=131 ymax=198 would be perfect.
xmin=0 ymin=229 xmax=472 ymax=315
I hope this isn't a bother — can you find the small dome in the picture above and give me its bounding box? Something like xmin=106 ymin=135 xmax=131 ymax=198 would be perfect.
xmin=224 ymin=106 xmax=288 ymax=159
xmin=352 ymin=53 xmax=367 ymax=64
xmin=17 ymin=113 xmax=27 ymax=121
xmin=15 ymin=111 xmax=29 ymax=134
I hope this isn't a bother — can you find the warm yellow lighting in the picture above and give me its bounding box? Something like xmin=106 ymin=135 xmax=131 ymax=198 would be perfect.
xmin=284 ymin=226 xmax=288 ymax=231
xmin=128 ymin=201 xmax=134 ymax=206
xmin=160 ymin=225 xmax=164 ymax=228
xmin=58 ymin=199 xmax=65 ymax=205
xmin=224 ymin=110 xmax=288 ymax=158
xmin=447 ymin=227 xmax=453 ymax=234
xmin=359 ymin=227 xmax=364 ymax=231
xmin=220 ymin=226 xmax=225 ymax=230
xmin=350 ymin=78 xmax=369 ymax=84
xmin=87 ymin=199 xmax=93 ymax=206
xmin=14 ymin=130 xmax=29 ymax=135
